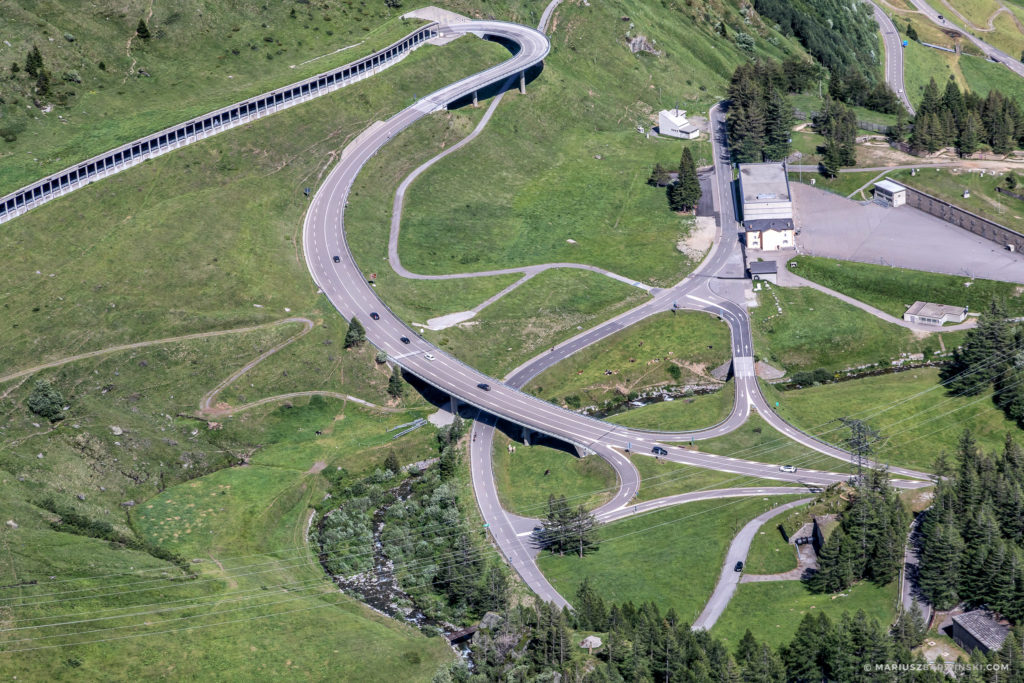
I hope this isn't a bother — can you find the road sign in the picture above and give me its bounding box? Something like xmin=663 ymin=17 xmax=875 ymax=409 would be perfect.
xmin=626 ymin=442 xmax=631 ymax=451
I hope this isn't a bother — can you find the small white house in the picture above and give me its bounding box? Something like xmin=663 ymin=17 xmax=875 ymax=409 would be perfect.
xmin=749 ymin=260 xmax=778 ymax=284
xmin=903 ymin=301 xmax=968 ymax=326
xmin=658 ymin=109 xmax=700 ymax=139
xmin=873 ymin=179 xmax=907 ymax=207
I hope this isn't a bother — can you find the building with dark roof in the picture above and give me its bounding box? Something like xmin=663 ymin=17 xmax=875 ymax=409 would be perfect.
xmin=951 ymin=611 xmax=1010 ymax=654
xmin=748 ymin=260 xmax=778 ymax=284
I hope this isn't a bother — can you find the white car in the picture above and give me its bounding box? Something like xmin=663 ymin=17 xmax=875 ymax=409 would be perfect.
xmin=779 ymin=465 xmax=797 ymax=473
xmin=423 ymin=353 xmax=435 ymax=361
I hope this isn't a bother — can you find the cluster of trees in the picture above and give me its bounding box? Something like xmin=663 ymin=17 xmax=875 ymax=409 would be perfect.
xmin=27 ymin=378 xmax=66 ymax=422
xmin=444 ymin=591 xmax=978 ymax=682
xmin=813 ymin=97 xmax=859 ymax=176
xmin=752 ymin=0 xmax=883 ymax=94
xmin=917 ymin=431 xmax=1024 ymax=622
xmin=648 ymin=147 xmax=703 ymax=213
xmin=539 ymin=494 xmax=599 ymax=558
xmin=910 ymin=77 xmax=1024 ymax=156
xmin=318 ymin=414 xmax=506 ymax=622
xmin=940 ymin=301 xmax=1024 ymax=425
xmin=828 ymin=67 xmax=900 ymax=114
xmin=808 ymin=469 xmax=910 ymax=593
xmin=727 ymin=61 xmax=794 ymax=163
xmin=11 ymin=45 xmax=51 ymax=97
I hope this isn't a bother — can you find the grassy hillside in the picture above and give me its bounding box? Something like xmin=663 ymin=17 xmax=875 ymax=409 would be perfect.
xmin=0 ymin=2 xmax=428 ymax=195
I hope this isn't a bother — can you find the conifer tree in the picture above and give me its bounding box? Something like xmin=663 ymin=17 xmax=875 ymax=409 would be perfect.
xmin=387 ymin=365 xmax=404 ymax=398
xmin=136 ymin=19 xmax=151 ymax=40
xmin=343 ymin=317 xmax=366 ymax=348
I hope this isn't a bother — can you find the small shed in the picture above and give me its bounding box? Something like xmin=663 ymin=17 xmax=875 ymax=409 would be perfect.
xmin=873 ymin=179 xmax=907 ymax=207
xmin=951 ymin=611 xmax=1010 ymax=654
xmin=580 ymin=635 xmax=603 ymax=654
xmin=749 ymin=260 xmax=778 ymax=284
xmin=658 ymin=109 xmax=700 ymax=139
xmin=903 ymin=301 xmax=968 ymax=326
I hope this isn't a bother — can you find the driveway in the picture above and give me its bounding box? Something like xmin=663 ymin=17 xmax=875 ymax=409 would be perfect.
xmin=792 ymin=183 xmax=1024 ymax=284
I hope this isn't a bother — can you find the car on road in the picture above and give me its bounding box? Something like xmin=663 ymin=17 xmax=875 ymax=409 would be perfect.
xmin=780 ymin=465 xmax=797 ymax=473
xmin=370 ymin=312 xmax=380 ymax=320
xmin=400 ymin=336 xmax=411 ymax=344
xmin=734 ymin=561 xmax=744 ymax=572
xmin=937 ymin=14 xmax=944 ymax=20
xmin=651 ymin=446 xmax=668 ymax=456
xmin=477 ymin=383 xmax=491 ymax=391
xmin=332 ymin=255 xmax=340 ymax=263
xmin=423 ymin=353 xmax=435 ymax=361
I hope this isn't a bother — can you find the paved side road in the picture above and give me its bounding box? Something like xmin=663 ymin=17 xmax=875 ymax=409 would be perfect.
xmin=866 ymin=0 xmax=914 ymax=114
xmin=692 ymin=498 xmax=815 ymax=631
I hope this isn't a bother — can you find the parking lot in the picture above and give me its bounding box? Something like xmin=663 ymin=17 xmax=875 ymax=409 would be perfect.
xmin=792 ymin=183 xmax=1024 ymax=284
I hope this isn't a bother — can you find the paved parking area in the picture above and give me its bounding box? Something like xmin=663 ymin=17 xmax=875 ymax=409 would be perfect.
xmin=792 ymin=183 xmax=1024 ymax=284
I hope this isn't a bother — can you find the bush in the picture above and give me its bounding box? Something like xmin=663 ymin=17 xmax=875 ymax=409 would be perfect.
xmin=27 ymin=379 xmax=66 ymax=422
xmin=790 ymin=368 xmax=832 ymax=386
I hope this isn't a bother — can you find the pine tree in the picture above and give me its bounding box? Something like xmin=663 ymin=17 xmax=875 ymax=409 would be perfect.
xmin=820 ymin=138 xmax=841 ymax=178
xmin=541 ymin=495 xmax=573 ymax=555
xmin=27 ymin=379 xmax=65 ymax=422
xmin=24 ymin=45 xmax=43 ymax=78
xmin=575 ymin=578 xmax=608 ymax=630
xmin=383 ymin=450 xmax=400 ymax=475
xmin=136 ymin=19 xmax=151 ymax=40
xmin=763 ymin=85 xmax=793 ymax=161
xmin=343 ymin=317 xmax=366 ymax=348
xmin=918 ymin=77 xmax=942 ymax=119
xmin=729 ymin=101 xmax=766 ymax=163
xmin=569 ymin=504 xmax=599 ymax=558
xmin=959 ymin=110 xmax=981 ymax=157
xmin=941 ymin=301 xmax=1012 ymax=395
xmin=647 ymin=163 xmax=671 ymax=187
xmin=672 ymin=147 xmax=702 ymax=212
xmin=387 ymin=365 xmax=404 ymax=398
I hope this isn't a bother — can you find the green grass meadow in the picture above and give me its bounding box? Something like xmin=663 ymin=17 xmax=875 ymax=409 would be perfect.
xmin=609 ymin=383 xmax=735 ymax=432
xmin=752 ymin=285 xmax=949 ymax=375
xmin=527 ymin=311 xmax=732 ymax=407
xmin=745 ymin=523 xmax=800 ymax=575
xmin=713 ymin=579 xmax=900 ymax=650
xmin=763 ymin=367 xmax=1024 ymax=471
xmin=491 ymin=432 xmax=617 ymax=516
xmin=0 ymin=5 xmax=427 ymax=194
xmin=538 ymin=496 xmax=805 ymax=624
xmin=791 ymin=256 xmax=1024 ymax=318
xmin=888 ymin=166 xmax=1024 ymax=237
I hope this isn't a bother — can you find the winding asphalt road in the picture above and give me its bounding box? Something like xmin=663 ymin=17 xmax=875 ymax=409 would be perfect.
xmin=867 ymin=0 xmax=915 ymax=114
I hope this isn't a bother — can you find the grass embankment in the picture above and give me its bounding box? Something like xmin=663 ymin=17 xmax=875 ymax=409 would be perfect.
xmin=789 ymin=170 xmax=887 ymax=199
xmin=0 ymin=6 xmax=426 ymax=194
xmin=491 ymin=432 xmax=616 ymax=516
xmin=751 ymin=285 xmax=957 ymax=375
xmin=713 ymin=580 xmax=900 ymax=649
xmin=887 ymin=167 xmax=1024 ymax=236
xmin=762 ymin=368 xmax=1024 ymax=471
xmin=527 ymin=311 xmax=731 ymax=408
xmin=538 ymin=496 xmax=805 ymax=624
xmin=745 ymin=523 xmax=801 ymax=575
xmin=790 ymin=256 xmax=1024 ymax=318
xmin=631 ymin=452 xmax=791 ymax=501
xmin=693 ymin=415 xmax=855 ymax=474
xmin=0 ymin=332 xmax=450 ymax=677
xmin=790 ymin=94 xmax=897 ymax=129
xmin=609 ymin=382 xmax=735 ymax=431
xmin=0 ymin=36 xmax=509 ymax=375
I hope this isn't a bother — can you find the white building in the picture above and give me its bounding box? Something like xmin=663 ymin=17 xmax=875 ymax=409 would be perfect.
xmin=658 ymin=109 xmax=700 ymax=139
xmin=748 ymin=260 xmax=778 ymax=284
xmin=738 ymin=163 xmax=795 ymax=251
xmin=873 ymin=179 xmax=907 ymax=207
xmin=903 ymin=301 xmax=968 ymax=326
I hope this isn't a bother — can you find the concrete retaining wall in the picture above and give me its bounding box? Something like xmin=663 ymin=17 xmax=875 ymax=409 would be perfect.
xmin=0 ymin=23 xmax=439 ymax=225
xmin=903 ymin=185 xmax=1024 ymax=252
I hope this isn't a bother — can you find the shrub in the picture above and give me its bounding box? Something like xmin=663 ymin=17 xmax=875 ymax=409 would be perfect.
xmin=27 ymin=379 xmax=66 ymax=422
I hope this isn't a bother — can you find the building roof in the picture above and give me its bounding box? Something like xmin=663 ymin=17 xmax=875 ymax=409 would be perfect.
xmin=874 ymin=179 xmax=906 ymax=194
xmin=660 ymin=108 xmax=688 ymax=125
xmin=749 ymin=260 xmax=778 ymax=275
xmin=905 ymin=301 xmax=966 ymax=319
xmin=744 ymin=218 xmax=794 ymax=232
xmin=953 ymin=611 xmax=1010 ymax=651
xmin=738 ymin=163 xmax=791 ymax=204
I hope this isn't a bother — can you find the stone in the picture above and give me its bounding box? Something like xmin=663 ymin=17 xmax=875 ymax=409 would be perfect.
xmin=5 ymin=520 xmax=18 ymax=529
xmin=110 ymin=426 xmax=123 ymax=436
